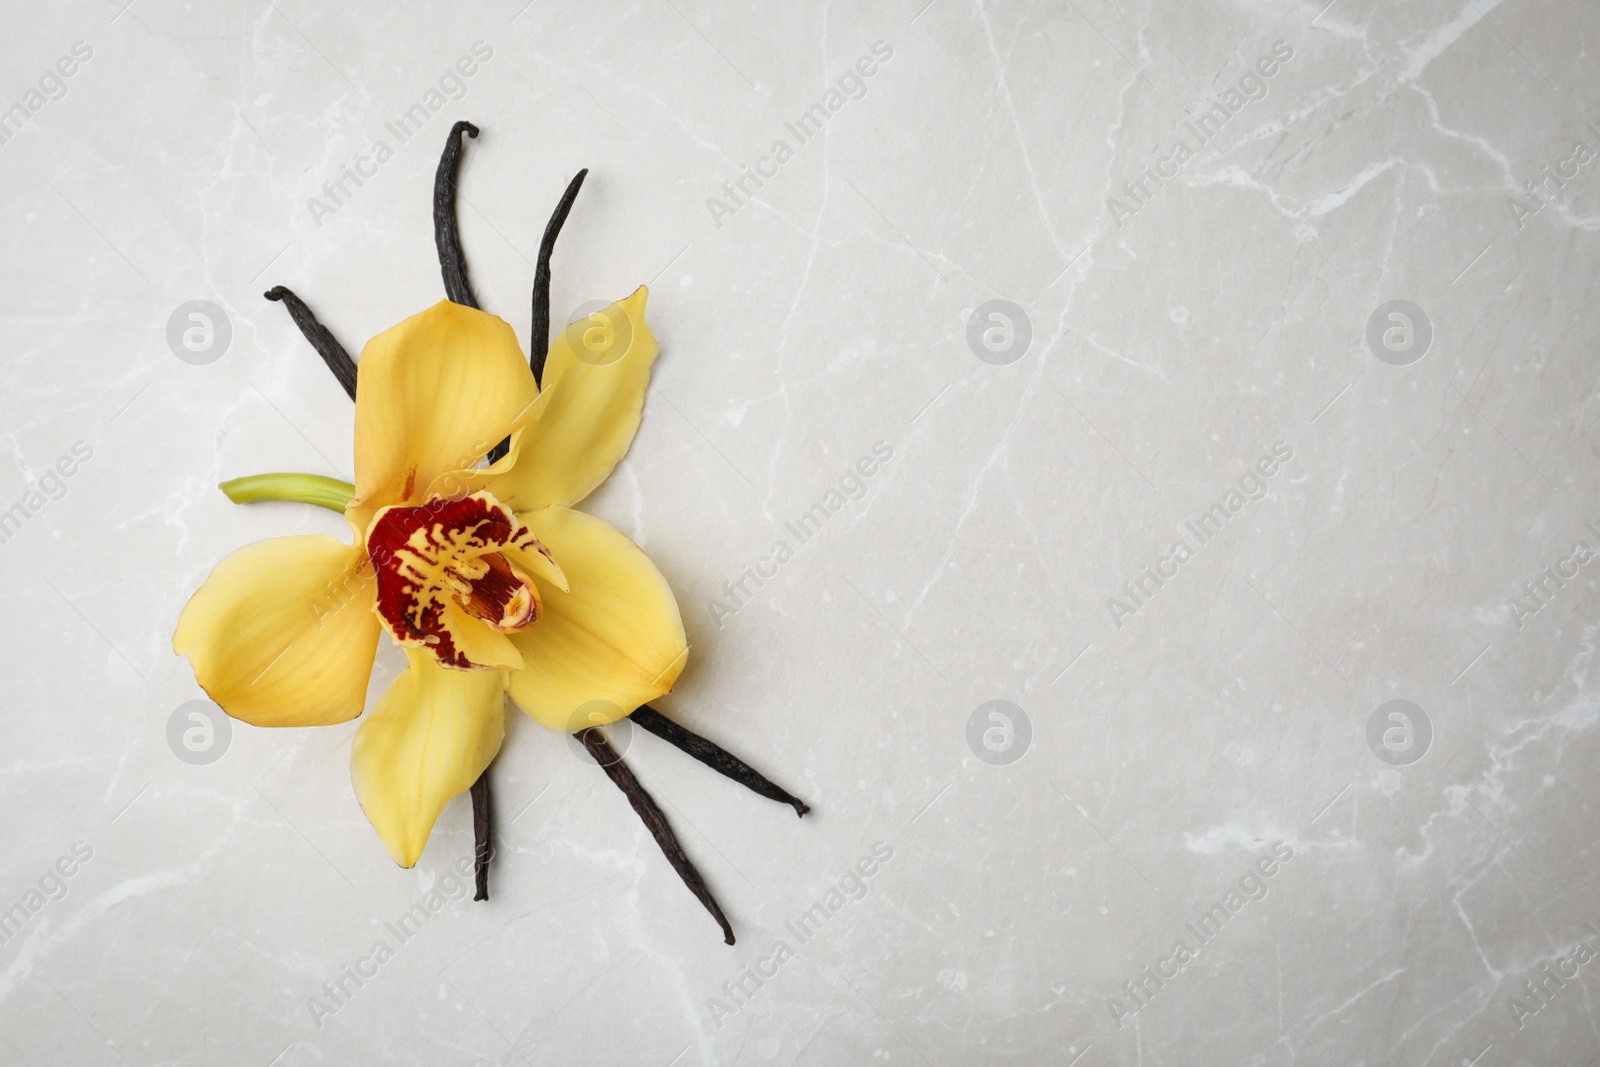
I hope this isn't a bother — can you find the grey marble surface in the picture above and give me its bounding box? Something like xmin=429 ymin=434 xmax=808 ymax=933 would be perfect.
xmin=3 ymin=0 xmax=1599 ymax=1064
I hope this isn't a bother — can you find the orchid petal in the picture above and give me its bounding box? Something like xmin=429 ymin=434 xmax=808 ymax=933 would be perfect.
xmin=173 ymin=535 xmax=378 ymax=727
xmin=350 ymin=649 xmax=506 ymax=867
xmin=350 ymin=300 xmax=539 ymax=527
xmin=479 ymin=287 xmax=659 ymax=511
xmin=506 ymin=506 xmax=688 ymax=732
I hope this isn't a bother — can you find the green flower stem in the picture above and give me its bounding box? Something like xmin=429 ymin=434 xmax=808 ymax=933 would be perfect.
xmin=219 ymin=473 xmax=355 ymax=513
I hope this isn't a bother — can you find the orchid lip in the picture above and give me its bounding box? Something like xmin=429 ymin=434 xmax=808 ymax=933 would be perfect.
xmin=365 ymin=491 xmax=550 ymax=670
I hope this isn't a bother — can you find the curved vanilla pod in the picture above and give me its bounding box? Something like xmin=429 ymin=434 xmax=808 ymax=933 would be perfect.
xmin=489 ymin=168 xmax=587 ymax=462
xmin=263 ymin=286 xmax=357 ymax=400
xmin=434 ymin=120 xmax=481 ymax=308
xmin=632 ymin=705 xmax=809 ymax=817
xmin=580 ymin=726 xmax=735 ymax=945
xmin=530 ymin=168 xmax=588 ymax=387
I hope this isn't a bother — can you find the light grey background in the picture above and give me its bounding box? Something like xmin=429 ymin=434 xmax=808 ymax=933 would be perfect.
xmin=2 ymin=0 xmax=1598 ymax=1064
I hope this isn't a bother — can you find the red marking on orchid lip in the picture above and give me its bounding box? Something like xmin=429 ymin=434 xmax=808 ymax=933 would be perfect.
xmin=366 ymin=491 xmax=547 ymax=669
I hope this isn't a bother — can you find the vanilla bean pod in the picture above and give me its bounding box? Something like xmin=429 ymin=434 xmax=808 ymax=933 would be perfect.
xmin=262 ymin=286 xmax=357 ymax=400
xmin=530 ymin=169 xmax=587 ymax=387
xmin=632 ymin=705 xmax=809 ymax=817
xmin=434 ymin=121 xmax=481 ymax=308
xmin=580 ymin=726 xmax=735 ymax=945
xmin=431 ymin=120 xmax=499 ymax=898
xmin=484 ymin=168 xmax=588 ymax=464
xmin=470 ymin=773 xmax=492 ymax=901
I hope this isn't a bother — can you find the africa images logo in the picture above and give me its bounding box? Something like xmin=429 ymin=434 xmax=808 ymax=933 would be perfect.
xmin=1105 ymin=842 xmax=1294 ymax=1029
xmin=1104 ymin=441 xmax=1293 ymax=629
xmin=705 ymin=41 xmax=895 ymax=228
xmin=1106 ymin=41 xmax=1294 ymax=229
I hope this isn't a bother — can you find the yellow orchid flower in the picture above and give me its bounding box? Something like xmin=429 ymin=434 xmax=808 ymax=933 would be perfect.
xmin=174 ymin=287 xmax=684 ymax=865
xmin=171 ymin=122 xmax=805 ymax=944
